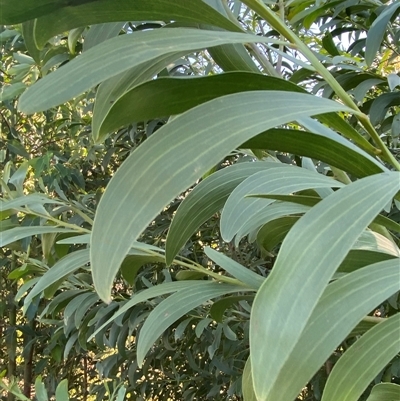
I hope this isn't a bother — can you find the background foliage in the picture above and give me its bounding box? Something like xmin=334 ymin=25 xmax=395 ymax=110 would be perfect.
xmin=1 ymin=0 xmax=399 ymax=400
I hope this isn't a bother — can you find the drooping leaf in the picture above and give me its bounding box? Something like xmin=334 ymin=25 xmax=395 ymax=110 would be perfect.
xmin=366 ymin=383 xmax=400 ymax=401
xmin=242 ymin=358 xmax=258 ymax=401
xmin=83 ymin=22 xmax=125 ymax=52
xmin=365 ymin=2 xmax=400 ymax=66
xmin=264 ymin=258 xmax=400 ymax=401
xmin=210 ymin=295 xmax=254 ymax=322
xmin=250 ymin=172 xmax=400 ymax=400
xmin=137 ymin=282 xmax=249 ymax=366
xmin=18 ymin=29 xmax=282 ymax=113
xmin=89 ymin=281 xmax=208 ymax=339
xmin=322 ymin=314 xmax=400 ymax=401
xmin=23 ymin=249 xmax=90 ymax=313
xmin=205 ymin=247 xmax=264 ymax=290
xmin=166 ymin=161 xmax=281 ymax=265
xmin=0 ymin=227 xmax=80 ymax=247
xmin=96 ymin=73 xmax=306 ymax=142
xmin=90 ymin=91 xmax=351 ymax=303
xmin=92 ymin=53 xmax=186 ymax=143
xmin=220 ymin=166 xmax=343 ymax=243
xmin=31 ymin=0 xmax=241 ymax=48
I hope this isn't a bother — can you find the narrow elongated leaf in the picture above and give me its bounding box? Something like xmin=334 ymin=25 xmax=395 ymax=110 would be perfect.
xmin=23 ymin=249 xmax=90 ymax=313
xmin=18 ymin=29 xmax=283 ymax=114
xmin=205 ymin=247 xmax=264 ymax=290
xmin=367 ymin=383 xmax=400 ymax=401
xmin=254 ymin=194 xmax=400 ymax=233
xmin=89 ymin=281 xmax=206 ymax=340
xmin=322 ymin=314 xmax=400 ymax=401
xmin=257 ymin=215 xmax=301 ymax=252
xmin=0 ymin=227 xmax=79 ymax=247
xmin=221 ymin=166 xmax=343 ymax=243
xmin=242 ymin=128 xmax=384 ymax=178
xmin=250 ymin=172 xmax=400 ymax=400
xmin=365 ymin=2 xmax=400 ymax=66
xmin=0 ymin=194 xmax=63 ymax=211
xmin=137 ymin=282 xmax=249 ymax=365
xmin=90 ymin=91 xmax=351 ymax=303
xmin=83 ymin=22 xmax=125 ymax=52
xmin=32 ymin=0 xmax=241 ymax=48
xmin=262 ymin=258 xmax=400 ymax=401
xmin=165 ymin=161 xmax=284 ymax=265
xmin=97 ymin=73 xmax=305 ymax=141
xmin=55 ymin=379 xmax=69 ymax=401
xmin=210 ymin=295 xmax=254 ymax=322
xmin=92 ymin=53 xmax=186 ymax=142
xmin=208 ymin=43 xmax=260 ymax=72
xmin=243 ymin=358 xmax=257 ymax=401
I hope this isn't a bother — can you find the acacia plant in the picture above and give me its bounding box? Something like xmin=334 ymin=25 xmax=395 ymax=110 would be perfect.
xmin=1 ymin=0 xmax=400 ymax=400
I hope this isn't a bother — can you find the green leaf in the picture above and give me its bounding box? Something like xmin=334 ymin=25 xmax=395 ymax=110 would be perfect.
xmin=165 ymin=160 xmax=284 ymax=265
xmin=91 ymin=54 xmax=185 ymax=143
xmin=0 ymin=82 xmax=27 ymax=102
xmin=264 ymin=258 xmax=400 ymax=401
xmin=243 ymin=358 xmax=258 ymax=401
xmin=23 ymin=249 xmax=90 ymax=313
xmin=19 ymin=29 xmax=283 ymax=114
xmin=205 ymin=247 xmax=264 ymax=290
xmin=89 ymin=281 xmax=206 ymax=340
xmin=137 ymin=282 xmax=249 ymax=366
xmin=366 ymin=383 xmax=400 ymax=401
xmin=0 ymin=226 xmax=79 ymax=247
xmin=365 ymin=2 xmax=400 ymax=66
xmin=90 ymin=91 xmax=351 ymax=303
xmin=55 ymin=379 xmax=69 ymax=401
xmin=96 ymin=73 xmax=306 ymax=142
xmin=221 ymin=166 xmax=343 ymax=243
xmin=83 ymin=22 xmax=125 ymax=52
xmin=208 ymin=43 xmax=260 ymax=72
xmin=210 ymin=295 xmax=254 ymax=322
xmin=257 ymin=215 xmax=300 ymax=252
xmin=0 ymin=193 xmax=63 ymax=212
xmin=34 ymin=376 xmax=48 ymax=401
xmin=250 ymin=172 xmax=400 ymax=400
xmin=32 ymin=0 xmax=241 ymax=49
xmin=322 ymin=314 xmax=400 ymax=401
xmin=0 ymin=0 xmax=98 ymax=24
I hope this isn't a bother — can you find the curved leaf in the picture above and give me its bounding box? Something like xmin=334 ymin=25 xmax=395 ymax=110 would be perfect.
xmin=97 ymin=73 xmax=306 ymax=142
xmin=266 ymin=258 xmax=400 ymax=401
xmin=19 ymin=29 xmax=282 ymax=114
xmin=165 ymin=161 xmax=283 ymax=265
xmin=243 ymin=358 xmax=257 ymax=401
xmin=221 ymin=166 xmax=343 ymax=243
xmin=250 ymin=172 xmax=400 ymax=400
xmin=32 ymin=0 xmax=241 ymax=48
xmin=205 ymin=247 xmax=264 ymax=290
xmin=365 ymin=2 xmax=400 ymax=66
xmin=367 ymin=383 xmax=400 ymax=401
xmin=92 ymin=53 xmax=186 ymax=143
xmin=89 ymin=281 xmax=207 ymax=340
xmin=322 ymin=313 xmax=400 ymax=401
xmin=137 ymin=282 xmax=249 ymax=366
xmin=23 ymin=249 xmax=90 ymax=313
xmin=90 ymin=91 xmax=351 ymax=302
xmin=0 ymin=226 xmax=80 ymax=247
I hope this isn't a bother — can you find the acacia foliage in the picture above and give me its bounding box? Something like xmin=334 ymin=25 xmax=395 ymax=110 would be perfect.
xmin=1 ymin=1 xmax=400 ymax=400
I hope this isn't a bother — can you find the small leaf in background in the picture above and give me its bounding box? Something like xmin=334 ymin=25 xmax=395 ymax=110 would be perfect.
xmin=365 ymin=2 xmax=400 ymax=66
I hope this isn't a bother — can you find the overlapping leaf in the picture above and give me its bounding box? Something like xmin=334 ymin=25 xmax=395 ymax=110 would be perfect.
xmin=250 ymin=172 xmax=400 ymax=400
xmin=90 ymin=90 xmax=351 ymax=303
xmin=18 ymin=29 xmax=283 ymax=114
